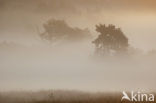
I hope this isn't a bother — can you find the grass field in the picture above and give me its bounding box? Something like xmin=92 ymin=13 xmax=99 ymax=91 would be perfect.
xmin=0 ymin=90 xmax=155 ymax=103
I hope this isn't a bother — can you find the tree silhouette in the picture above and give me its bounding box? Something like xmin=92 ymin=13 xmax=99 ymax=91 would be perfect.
xmin=39 ymin=19 xmax=91 ymax=43
xmin=92 ymin=24 xmax=129 ymax=56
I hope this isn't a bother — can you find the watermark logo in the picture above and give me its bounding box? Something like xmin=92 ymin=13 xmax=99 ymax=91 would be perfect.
xmin=121 ymin=91 xmax=155 ymax=102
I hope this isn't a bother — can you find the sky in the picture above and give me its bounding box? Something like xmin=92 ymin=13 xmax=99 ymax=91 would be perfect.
xmin=0 ymin=0 xmax=156 ymax=50
xmin=0 ymin=0 xmax=156 ymax=92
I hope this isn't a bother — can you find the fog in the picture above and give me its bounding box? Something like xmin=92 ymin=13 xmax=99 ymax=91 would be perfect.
xmin=0 ymin=0 xmax=156 ymax=92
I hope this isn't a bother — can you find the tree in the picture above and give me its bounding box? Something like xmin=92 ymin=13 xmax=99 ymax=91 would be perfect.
xmin=39 ymin=19 xmax=91 ymax=43
xmin=92 ymin=24 xmax=129 ymax=56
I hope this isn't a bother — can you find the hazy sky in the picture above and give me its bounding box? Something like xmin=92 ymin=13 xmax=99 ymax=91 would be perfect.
xmin=0 ymin=0 xmax=156 ymax=92
xmin=0 ymin=0 xmax=156 ymax=50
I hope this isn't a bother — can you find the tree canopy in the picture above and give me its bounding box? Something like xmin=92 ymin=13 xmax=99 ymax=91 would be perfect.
xmin=92 ymin=24 xmax=129 ymax=56
xmin=39 ymin=19 xmax=91 ymax=43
